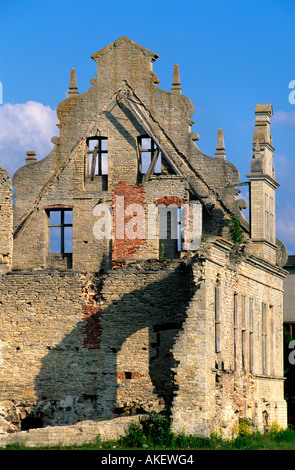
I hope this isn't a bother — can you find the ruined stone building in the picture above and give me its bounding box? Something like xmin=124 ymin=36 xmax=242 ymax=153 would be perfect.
xmin=0 ymin=36 xmax=289 ymax=437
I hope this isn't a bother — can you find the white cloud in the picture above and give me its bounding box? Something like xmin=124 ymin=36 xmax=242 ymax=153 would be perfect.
xmin=272 ymin=110 xmax=295 ymax=127
xmin=0 ymin=101 xmax=58 ymax=177
xmin=239 ymin=110 xmax=295 ymax=129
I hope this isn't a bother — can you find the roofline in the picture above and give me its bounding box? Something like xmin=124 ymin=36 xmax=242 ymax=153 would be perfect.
xmin=91 ymin=36 xmax=160 ymax=62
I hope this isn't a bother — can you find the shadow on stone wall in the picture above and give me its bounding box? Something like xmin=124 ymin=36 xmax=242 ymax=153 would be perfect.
xmin=26 ymin=261 xmax=194 ymax=429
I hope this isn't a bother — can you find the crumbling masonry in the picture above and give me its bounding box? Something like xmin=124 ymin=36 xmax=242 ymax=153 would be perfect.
xmin=0 ymin=37 xmax=288 ymax=437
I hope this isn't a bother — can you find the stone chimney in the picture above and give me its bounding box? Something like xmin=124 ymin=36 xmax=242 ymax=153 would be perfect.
xmin=246 ymin=104 xmax=279 ymax=264
xmin=25 ymin=151 xmax=37 ymax=164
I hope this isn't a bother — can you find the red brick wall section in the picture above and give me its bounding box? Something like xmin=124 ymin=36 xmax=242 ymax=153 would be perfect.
xmin=154 ymin=196 xmax=186 ymax=207
xmin=82 ymin=304 xmax=102 ymax=349
xmin=112 ymin=181 xmax=146 ymax=268
xmin=82 ymin=285 xmax=103 ymax=349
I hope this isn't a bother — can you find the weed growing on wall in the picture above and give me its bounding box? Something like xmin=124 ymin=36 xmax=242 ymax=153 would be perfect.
xmin=226 ymin=214 xmax=244 ymax=245
xmin=159 ymin=243 xmax=166 ymax=263
xmin=119 ymin=410 xmax=173 ymax=448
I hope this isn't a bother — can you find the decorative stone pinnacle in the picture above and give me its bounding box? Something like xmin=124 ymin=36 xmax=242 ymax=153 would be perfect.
xmin=171 ymin=64 xmax=182 ymax=94
xmin=215 ymin=129 xmax=226 ymax=160
xmin=254 ymin=138 xmax=261 ymax=155
xmin=68 ymin=68 xmax=78 ymax=96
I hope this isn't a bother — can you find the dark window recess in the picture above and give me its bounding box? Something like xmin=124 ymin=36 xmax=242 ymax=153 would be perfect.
xmin=285 ymin=322 xmax=295 ymax=338
xmin=158 ymin=206 xmax=181 ymax=258
xmin=21 ymin=416 xmax=43 ymax=431
xmin=48 ymin=209 xmax=73 ymax=254
xmin=138 ymin=136 xmax=161 ymax=178
xmin=87 ymin=137 xmax=108 ymax=180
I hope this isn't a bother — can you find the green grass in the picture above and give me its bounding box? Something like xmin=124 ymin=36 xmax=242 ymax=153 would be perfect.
xmin=2 ymin=412 xmax=295 ymax=450
xmin=3 ymin=430 xmax=295 ymax=451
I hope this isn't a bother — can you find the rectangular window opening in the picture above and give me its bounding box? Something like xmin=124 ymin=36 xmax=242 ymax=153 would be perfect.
xmin=241 ymin=294 xmax=247 ymax=370
xmin=215 ymin=285 xmax=221 ymax=354
xmin=234 ymin=292 xmax=239 ymax=369
xmin=48 ymin=209 xmax=73 ymax=254
xmin=138 ymin=136 xmax=162 ymax=176
xmin=87 ymin=137 xmax=108 ymax=179
xmin=158 ymin=206 xmax=181 ymax=258
xmin=270 ymin=305 xmax=275 ymax=375
xmin=262 ymin=302 xmax=267 ymax=375
xmin=249 ymin=298 xmax=254 ymax=373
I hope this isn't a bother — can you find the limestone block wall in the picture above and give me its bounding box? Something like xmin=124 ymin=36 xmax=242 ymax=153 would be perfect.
xmin=11 ymin=86 xmax=194 ymax=272
xmin=12 ymin=167 xmax=192 ymax=272
xmin=99 ymin=260 xmax=193 ymax=415
xmin=12 ymin=147 xmax=58 ymax=230
xmin=0 ymin=416 xmax=143 ymax=448
xmin=171 ymin=240 xmax=287 ymax=437
xmin=0 ymin=259 xmax=193 ymax=432
xmin=111 ymin=177 xmax=190 ymax=267
xmin=0 ymin=270 xmax=106 ymax=429
xmin=0 ymin=168 xmax=13 ymax=273
xmin=0 ymin=246 xmax=288 ymax=436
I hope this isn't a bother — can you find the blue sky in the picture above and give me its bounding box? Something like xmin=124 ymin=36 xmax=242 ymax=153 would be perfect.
xmin=1 ymin=0 xmax=295 ymax=254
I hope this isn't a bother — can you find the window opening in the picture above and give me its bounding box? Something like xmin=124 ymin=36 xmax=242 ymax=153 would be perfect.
xmin=138 ymin=136 xmax=161 ymax=178
xmin=262 ymin=302 xmax=267 ymax=375
xmin=270 ymin=305 xmax=275 ymax=375
xmin=249 ymin=297 xmax=254 ymax=373
xmin=158 ymin=205 xmax=181 ymax=258
xmin=234 ymin=292 xmax=239 ymax=369
xmin=21 ymin=415 xmax=43 ymax=431
xmin=177 ymin=207 xmax=182 ymax=251
xmin=265 ymin=194 xmax=270 ymax=241
xmin=264 ymin=194 xmax=275 ymax=243
xmin=48 ymin=209 xmax=73 ymax=254
xmin=215 ymin=285 xmax=221 ymax=353
xmin=241 ymin=294 xmax=247 ymax=370
xmin=87 ymin=137 xmax=108 ymax=180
